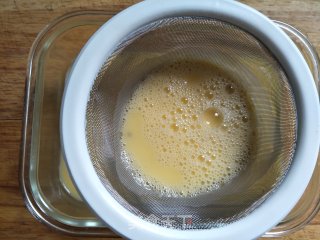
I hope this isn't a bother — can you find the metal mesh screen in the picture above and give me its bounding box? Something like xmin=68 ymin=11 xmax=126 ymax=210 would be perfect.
xmin=85 ymin=17 xmax=297 ymax=229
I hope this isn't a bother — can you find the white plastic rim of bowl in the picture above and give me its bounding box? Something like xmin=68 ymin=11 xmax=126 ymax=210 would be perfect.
xmin=61 ymin=0 xmax=320 ymax=239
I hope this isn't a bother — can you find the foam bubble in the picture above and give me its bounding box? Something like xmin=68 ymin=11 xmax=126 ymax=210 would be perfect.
xmin=121 ymin=60 xmax=255 ymax=197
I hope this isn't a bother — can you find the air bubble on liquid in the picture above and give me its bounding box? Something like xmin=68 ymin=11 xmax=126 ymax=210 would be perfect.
xmin=242 ymin=116 xmax=249 ymax=123
xmin=198 ymin=155 xmax=205 ymax=162
xmin=177 ymin=108 xmax=183 ymax=113
xmin=181 ymin=97 xmax=189 ymax=104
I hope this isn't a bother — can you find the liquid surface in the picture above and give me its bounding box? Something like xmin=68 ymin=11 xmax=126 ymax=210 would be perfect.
xmin=59 ymin=157 xmax=82 ymax=201
xmin=121 ymin=61 xmax=255 ymax=196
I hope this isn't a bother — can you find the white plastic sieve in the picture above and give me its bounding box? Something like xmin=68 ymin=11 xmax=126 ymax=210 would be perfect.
xmin=61 ymin=0 xmax=320 ymax=239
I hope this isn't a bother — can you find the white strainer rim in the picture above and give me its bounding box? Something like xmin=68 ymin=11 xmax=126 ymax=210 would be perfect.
xmin=61 ymin=0 xmax=320 ymax=239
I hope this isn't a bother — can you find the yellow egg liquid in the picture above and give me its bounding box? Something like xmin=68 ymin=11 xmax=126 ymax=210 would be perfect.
xmin=59 ymin=157 xmax=82 ymax=201
xmin=121 ymin=60 xmax=255 ymax=197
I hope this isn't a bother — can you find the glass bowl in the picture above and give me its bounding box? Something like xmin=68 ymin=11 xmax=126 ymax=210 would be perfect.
xmin=20 ymin=10 xmax=320 ymax=237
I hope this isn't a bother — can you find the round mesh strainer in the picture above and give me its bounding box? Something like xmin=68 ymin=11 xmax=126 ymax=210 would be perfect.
xmin=85 ymin=17 xmax=297 ymax=229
